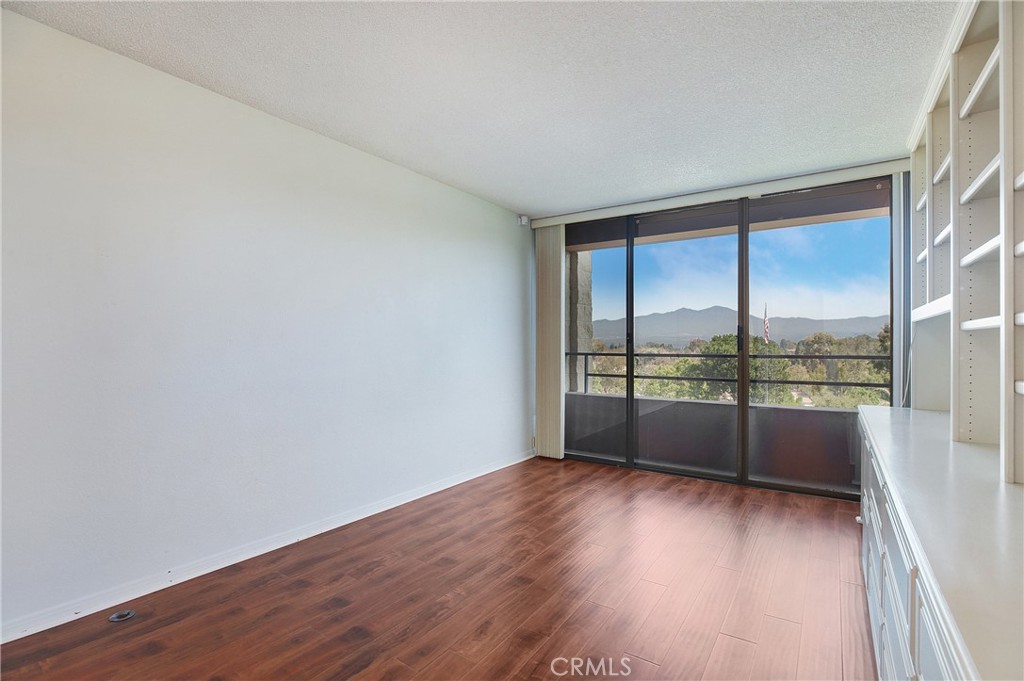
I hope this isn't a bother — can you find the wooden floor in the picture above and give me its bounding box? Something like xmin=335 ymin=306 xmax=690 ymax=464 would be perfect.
xmin=2 ymin=459 xmax=876 ymax=681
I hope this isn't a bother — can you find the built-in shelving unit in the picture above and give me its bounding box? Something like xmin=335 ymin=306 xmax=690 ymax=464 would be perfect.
xmin=958 ymin=40 xmax=1001 ymax=118
xmin=1013 ymin=0 xmax=1024 ymax=495
xmin=909 ymin=73 xmax=953 ymax=413
xmin=883 ymin=6 xmax=1023 ymax=681
xmin=907 ymin=0 xmax=1020 ymax=487
xmin=910 ymin=137 xmax=930 ymax=313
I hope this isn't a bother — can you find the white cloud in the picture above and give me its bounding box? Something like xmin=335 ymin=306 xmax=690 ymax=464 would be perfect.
xmin=752 ymin=275 xmax=889 ymax=319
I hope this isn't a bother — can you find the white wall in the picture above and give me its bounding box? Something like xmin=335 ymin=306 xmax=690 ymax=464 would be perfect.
xmin=1 ymin=11 xmax=533 ymax=641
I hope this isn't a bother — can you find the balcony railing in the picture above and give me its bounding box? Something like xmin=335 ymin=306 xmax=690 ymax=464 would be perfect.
xmin=565 ymin=351 xmax=892 ymax=404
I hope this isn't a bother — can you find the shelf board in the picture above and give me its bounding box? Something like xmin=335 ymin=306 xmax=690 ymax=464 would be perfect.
xmin=959 ymin=154 xmax=1001 ymax=204
xmin=933 ymin=152 xmax=952 ymax=185
xmin=960 ymin=316 xmax=1000 ymax=331
xmin=1016 ymin=170 xmax=1024 ymax=192
xmin=933 ymin=223 xmax=952 ymax=247
xmin=915 ymin=248 xmax=928 ymax=264
xmin=1016 ymin=380 xmax=1024 ymax=396
xmin=1016 ymin=312 xmax=1024 ymax=327
xmin=959 ymin=235 xmax=1000 ymax=267
xmin=916 ymin=191 xmax=927 ymax=212
xmin=959 ymin=41 xmax=1001 ymax=119
xmin=1016 ymin=241 xmax=1024 ymax=257
xmin=911 ymin=295 xmax=951 ymax=322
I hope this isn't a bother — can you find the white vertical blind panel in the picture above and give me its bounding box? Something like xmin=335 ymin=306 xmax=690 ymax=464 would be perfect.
xmin=535 ymin=225 xmax=565 ymax=459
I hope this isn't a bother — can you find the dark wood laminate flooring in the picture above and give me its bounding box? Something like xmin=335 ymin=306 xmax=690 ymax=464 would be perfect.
xmin=1 ymin=459 xmax=876 ymax=680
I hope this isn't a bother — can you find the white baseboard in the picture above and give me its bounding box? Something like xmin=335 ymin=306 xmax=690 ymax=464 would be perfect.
xmin=1 ymin=450 xmax=535 ymax=643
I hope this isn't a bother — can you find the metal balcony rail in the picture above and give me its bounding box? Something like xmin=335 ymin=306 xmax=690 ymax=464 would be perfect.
xmin=565 ymin=351 xmax=892 ymax=396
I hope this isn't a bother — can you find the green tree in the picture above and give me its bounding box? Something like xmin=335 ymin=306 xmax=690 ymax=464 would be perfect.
xmin=797 ymin=332 xmax=838 ymax=381
xmin=749 ymin=336 xmax=795 ymax=405
xmin=636 ymin=357 xmax=695 ymax=399
xmin=680 ymin=334 xmax=738 ymax=401
xmin=872 ymin=323 xmax=891 ymax=373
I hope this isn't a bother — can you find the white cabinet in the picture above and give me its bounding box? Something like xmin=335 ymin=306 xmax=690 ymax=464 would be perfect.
xmin=859 ymin=406 xmax=1023 ymax=681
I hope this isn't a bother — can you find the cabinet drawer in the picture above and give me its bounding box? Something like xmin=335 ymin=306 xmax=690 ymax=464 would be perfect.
xmin=882 ymin=565 xmax=916 ymax=680
xmin=864 ymin=535 xmax=882 ymax=657
xmin=880 ymin=623 xmax=897 ymax=681
xmin=866 ymin=495 xmax=884 ymax=586
xmin=862 ymin=436 xmax=875 ymax=490
xmin=917 ymin=601 xmax=950 ymax=680
xmin=870 ymin=458 xmax=888 ymax=528
xmin=880 ymin=491 xmax=915 ymax=626
xmin=916 ymin=578 xmax=958 ymax=681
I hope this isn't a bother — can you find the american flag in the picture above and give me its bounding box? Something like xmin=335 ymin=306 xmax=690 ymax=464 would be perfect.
xmin=763 ymin=304 xmax=770 ymax=343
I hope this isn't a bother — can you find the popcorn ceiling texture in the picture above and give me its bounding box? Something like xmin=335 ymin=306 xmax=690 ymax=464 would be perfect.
xmin=6 ymin=1 xmax=956 ymax=218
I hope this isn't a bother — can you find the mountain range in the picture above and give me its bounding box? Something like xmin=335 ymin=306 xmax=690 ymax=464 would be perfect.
xmin=592 ymin=305 xmax=888 ymax=346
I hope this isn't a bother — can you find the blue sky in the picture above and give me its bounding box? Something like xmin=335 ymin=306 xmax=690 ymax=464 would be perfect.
xmin=590 ymin=216 xmax=890 ymax=321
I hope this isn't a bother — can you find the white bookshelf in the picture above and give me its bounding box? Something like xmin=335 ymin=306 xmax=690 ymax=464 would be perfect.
xmin=958 ymin=39 xmax=1000 ymax=119
xmin=1012 ymin=0 xmax=1023 ymax=484
xmin=907 ymin=0 xmax=1020 ymax=483
xmin=884 ymin=9 xmax=1024 ymax=679
xmin=910 ymin=139 xmax=930 ymax=311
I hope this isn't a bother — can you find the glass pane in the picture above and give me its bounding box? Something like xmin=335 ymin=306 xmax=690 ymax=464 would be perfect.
xmin=748 ymin=179 xmax=892 ymax=492
xmin=564 ymin=235 xmax=627 ymax=462
xmin=632 ymin=202 xmax=739 ymax=477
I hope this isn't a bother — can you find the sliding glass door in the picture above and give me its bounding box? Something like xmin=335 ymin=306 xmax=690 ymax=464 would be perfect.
xmin=563 ymin=178 xmax=892 ymax=497
xmin=746 ymin=181 xmax=893 ymax=493
xmin=631 ymin=202 xmax=741 ymax=477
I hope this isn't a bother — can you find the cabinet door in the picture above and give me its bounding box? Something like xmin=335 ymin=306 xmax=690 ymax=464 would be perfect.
xmin=880 ymin=487 xmax=916 ymax=634
xmin=915 ymin=578 xmax=959 ymax=681
xmin=882 ymin=557 xmax=915 ymax=680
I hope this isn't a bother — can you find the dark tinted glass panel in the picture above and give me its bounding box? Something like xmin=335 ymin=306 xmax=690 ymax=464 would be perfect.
xmin=564 ymin=219 xmax=627 ymax=462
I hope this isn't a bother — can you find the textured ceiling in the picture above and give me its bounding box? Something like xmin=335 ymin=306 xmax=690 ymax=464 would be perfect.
xmin=5 ymin=1 xmax=956 ymax=218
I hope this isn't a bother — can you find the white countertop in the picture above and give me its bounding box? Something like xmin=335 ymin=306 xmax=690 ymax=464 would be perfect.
xmin=858 ymin=406 xmax=1023 ymax=681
